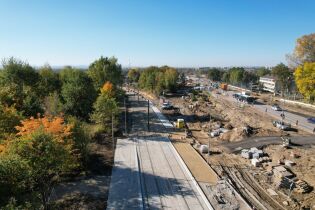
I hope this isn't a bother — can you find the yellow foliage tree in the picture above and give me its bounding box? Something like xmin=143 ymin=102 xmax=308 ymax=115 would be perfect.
xmin=294 ymin=62 xmax=315 ymax=101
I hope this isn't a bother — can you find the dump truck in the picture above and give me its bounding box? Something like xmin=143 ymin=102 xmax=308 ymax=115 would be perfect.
xmin=220 ymin=83 xmax=228 ymax=90
xmin=175 ymin=119 xmax=185 ymax=128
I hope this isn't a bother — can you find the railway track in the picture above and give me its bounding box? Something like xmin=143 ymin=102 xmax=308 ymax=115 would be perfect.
xmin=213 ymin=161 xmax=286 ymax=210
xmin=236 ymin=167 xmax=286 ymax=210
xmin=128 ymin=92 xmax=211 ymax=210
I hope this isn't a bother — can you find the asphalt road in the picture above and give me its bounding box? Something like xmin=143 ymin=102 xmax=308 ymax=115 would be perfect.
xmin=221 ymin=136 xmax=315 ymax=152
xmin=216 ymin=90 xmax=315 ymax=134
xmin=107 ymin=92 xmax=213 ymax=210
xmin=186 ymin=75 xmax=315 ymax=134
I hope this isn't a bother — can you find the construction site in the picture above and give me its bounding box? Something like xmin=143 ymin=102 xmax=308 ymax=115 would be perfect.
xmin=138 ymin=75 xmax=315 ymax=210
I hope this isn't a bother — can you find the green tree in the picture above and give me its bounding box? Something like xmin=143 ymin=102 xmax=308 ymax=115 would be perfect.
xmin=43 ymin=92 xmax=63 ymax=116
xmin=207 ymin=68 xmax=222 ymax=81
xmin=222 ymin=71 xmax=230 ymax=83
xmin=294 ymin=62 xmax=315 ymax=101
xmin=256 ymin=67 xmax=271 ymax=77
xmin=138 ymin=66 xmax=159 ymax=92
xmin=22 ymin=87 xmax=44 ymax=117
xmin=138 ymin=66 xmax=178 ymax=95
xmin=0 ymin=83 xmax=22 ymax=110
xmin=0 ymin=153 xmax=34 ymax=207
xmin=127 ymin=68 xmax=140 ymax=83
xmin=17 ymin=131 xmax=76 ymax=209
xmin=0 ymin=105 xmax=22 ymax=138
xmin=242 ymin=71 xmax=259 ymax=86
xmin=37 ymin=64 xmax=61 ymax=98
xmin=1 ymin=57 xmax=39 ymax=88
xmin=0 ymin=58 xmax=43 ymax=117
xmin=164 ymin=67 xmax=178 ymax=92
xmin=0 ymin=128 xmax=77 ymax=210
xmin=87 ymin=56 xmax=122 ymax=90
xmin=229 ymin=67 xmax=244 ymax=85
xmin=178 ymin=72 xmax=186 ymax=84
xmin=91 ymin=93 xmax=119 ymax=132
xmin=272 ymin=63 xmax=292 ymax=96
xmin=67 ymin=117 xmax=91 ymax=168
xmin=60 ymin=68 xmax=97 ymax=119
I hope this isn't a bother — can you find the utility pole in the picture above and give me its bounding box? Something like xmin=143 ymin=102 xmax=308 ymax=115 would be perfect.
xmin=124 ymin=97 xmax=127 ymax=134
xmin=147 ymin=100 xmax=150 ymax=131
xmin=112 ymin=113 xmax=114 ymax=149
xmin=208 ymin=137 xmax=210 ymax=164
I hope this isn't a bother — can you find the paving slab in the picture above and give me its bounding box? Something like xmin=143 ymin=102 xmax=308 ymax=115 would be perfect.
xmin=106 ymin=138 xmax=142 ymax=210
xmin=107 ymin=92 xmax=213 ymax=210
xmin=137 ymin=136 xmax=209 ymax=210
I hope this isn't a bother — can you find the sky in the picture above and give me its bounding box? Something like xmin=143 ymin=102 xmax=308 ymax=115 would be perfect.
xmin=0 ymin=0 xmax=314 ymax=68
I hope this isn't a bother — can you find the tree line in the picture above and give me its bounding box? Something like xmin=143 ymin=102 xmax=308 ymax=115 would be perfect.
xmin=0 ymin=56 xmax=123 ymax=209
xmin=204 ymin=33 xmax=315 ymax=101
xmin=127 ymin=66 xmax=179 ymax=95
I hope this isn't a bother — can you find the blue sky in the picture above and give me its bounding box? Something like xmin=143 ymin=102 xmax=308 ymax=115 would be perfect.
xmin=0 ymin=0 xmax=314 ymax=67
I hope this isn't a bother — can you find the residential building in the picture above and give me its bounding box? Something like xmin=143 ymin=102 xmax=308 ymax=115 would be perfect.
xmin=259 ymin=75 xmax=280 ymax=94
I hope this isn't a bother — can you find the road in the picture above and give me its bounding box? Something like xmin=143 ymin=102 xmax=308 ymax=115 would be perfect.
xmin=107 ymin=92 xmax=213 ymax=210
xmin=221 ymin=136 xmax=315 ymax=152
xmin=216 ymin=90 xmax=315 ymax=134
xmin=187 ymin=75 xmax=315 ymax=134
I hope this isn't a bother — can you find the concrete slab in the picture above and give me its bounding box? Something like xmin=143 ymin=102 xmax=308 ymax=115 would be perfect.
xmin=106 ymin=138 xmax=142 ymax=210
xmin=107 ymin=93 xmax=213 ymax=210
xmin=137 ymin=136 xmax=209 ymax=209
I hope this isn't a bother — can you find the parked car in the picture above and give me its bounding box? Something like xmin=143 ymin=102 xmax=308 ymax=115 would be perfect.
xmin=232 ymin=93 xmax=239 ymax=99
xmin=307 ymin=117 xmax=315 ymax=124
xmin=161 ymin=102 xmax=173 ymax=110
xmin=272 ymin=120 xmax=291 ymax=130
xmin=208 ymin=128 xmax=229 ymax=137
xmin=271 ymin=104 xmax=282 ymax=111
xmin=208 ymin=130 xmax=221 ymax=137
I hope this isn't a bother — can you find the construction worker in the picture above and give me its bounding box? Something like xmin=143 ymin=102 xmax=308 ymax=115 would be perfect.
xmin=296 ymin=120 xmax=299 ymax=126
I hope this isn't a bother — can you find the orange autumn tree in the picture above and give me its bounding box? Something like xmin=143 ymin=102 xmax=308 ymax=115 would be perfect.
xmin=15 ymin=115 xmax=72 ymax=142
xmin=101 ymin=81 xmax=114 ymax=97
xmin=0 ymin=143 xmax=7 ymax=154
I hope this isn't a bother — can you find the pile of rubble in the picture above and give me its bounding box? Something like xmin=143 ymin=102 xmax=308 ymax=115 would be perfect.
xmin=241 ymin=147 xmax=271 ymax=167
xmin=241 ymin=146 xmax=313 ymax=197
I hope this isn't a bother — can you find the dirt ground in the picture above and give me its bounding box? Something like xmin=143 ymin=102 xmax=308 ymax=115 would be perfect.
xmin=255 ymin=144 xmax=315 ymax=209
xmin=264 ymin=144 xmax=315 ymax=186
xmin=135 ymin=88 xmax=315 ymax=209
xmin=51 ymin=137 xmax=115 ymax=210
xmin=166 ymin=94 xmax=289 ymax=144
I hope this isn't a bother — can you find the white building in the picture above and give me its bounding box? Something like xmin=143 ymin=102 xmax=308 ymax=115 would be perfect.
xmin=259 ymin=76 xmax=279 ymax=93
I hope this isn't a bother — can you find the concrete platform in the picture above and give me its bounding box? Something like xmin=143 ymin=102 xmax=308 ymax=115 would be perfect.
xmin=107 ymin=136 xmax=213 ymax=210
xmin=107 ymin=138 xmax=142 ymax=210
